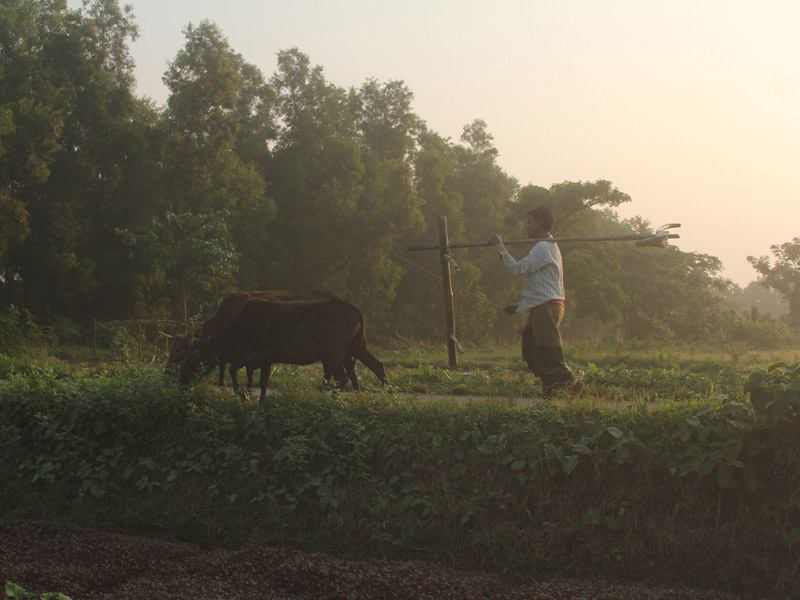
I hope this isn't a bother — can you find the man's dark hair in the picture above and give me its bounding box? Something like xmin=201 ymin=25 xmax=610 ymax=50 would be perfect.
xmin=527 ymin=206 xmax=555 ymax=233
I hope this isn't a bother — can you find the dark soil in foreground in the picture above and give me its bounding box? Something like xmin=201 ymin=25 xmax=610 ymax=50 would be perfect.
xmin=1 ymin=521 xmax=747 ymax=600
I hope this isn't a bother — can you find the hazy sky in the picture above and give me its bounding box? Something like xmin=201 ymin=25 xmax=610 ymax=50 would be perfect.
xmin=72 ymin=0 xmax=799 ymax=286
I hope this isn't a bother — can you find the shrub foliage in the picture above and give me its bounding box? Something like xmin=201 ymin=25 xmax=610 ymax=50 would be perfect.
xmin=0 ymin=367 xmax=798 ymax=598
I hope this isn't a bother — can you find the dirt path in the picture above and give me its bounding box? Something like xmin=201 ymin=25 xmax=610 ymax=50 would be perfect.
xmin=1 ymin=520 xmax=745 ymax=600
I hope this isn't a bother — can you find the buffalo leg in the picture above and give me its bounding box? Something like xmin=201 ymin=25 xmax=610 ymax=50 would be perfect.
xmin=326 ymin=357 xmax=358 ymax=390
xmin=355 ymin=349 xmax=388 ymax=385
xmin=344 ymin=355 xmax=359 ymax=390
xmin=226 ymin=365 xmax=255 ymax=392
xmin=229 ymin=364 xmax=241 ymax=396
xmin=321 ymin=362 xmax=336 ymax=389
xmin=334 ymin=365 xmax=349 ymax=389
xmin=246 ymin=366 xmax=256 ymax=389
xmin=259 ymin=363 xmax=273 ymax=405
xmin=218 ymin=362 xmax=227 ymax=386
xmin=323 ymin=356 xmax=349 ymax=390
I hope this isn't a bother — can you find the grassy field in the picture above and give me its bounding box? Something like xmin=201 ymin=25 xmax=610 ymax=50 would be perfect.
xmin=1 ymin=338 xmax=774 ymax=404
xmin=1 ymin=340 xmax=799 ymax=598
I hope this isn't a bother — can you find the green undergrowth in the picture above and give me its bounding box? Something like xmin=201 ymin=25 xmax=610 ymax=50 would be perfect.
xmin=0 ymin=366 xmax=798 ymax=598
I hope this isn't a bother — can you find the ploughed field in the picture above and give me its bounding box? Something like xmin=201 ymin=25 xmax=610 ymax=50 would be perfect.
xmin=3 ymin=520 xmax=742 ymax=600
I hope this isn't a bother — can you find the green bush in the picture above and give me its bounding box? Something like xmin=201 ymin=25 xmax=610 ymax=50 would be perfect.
xmin=1 ymin=367 xmax=798 ymax=598
xmin=746 ymin=360 xmax=800 ymax=422
xmin=729 ymin=315 xmax=797 ymax=349
xmin=0 ymin=305 xmax=39 ymax=351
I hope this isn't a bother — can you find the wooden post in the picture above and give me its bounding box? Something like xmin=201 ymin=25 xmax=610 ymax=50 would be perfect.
xmin=438 ymin=216 xmax=458 ymax=367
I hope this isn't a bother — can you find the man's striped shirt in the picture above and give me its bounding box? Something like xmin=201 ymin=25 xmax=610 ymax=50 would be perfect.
xmin=495 ymin=237 xmax=565 ymax=313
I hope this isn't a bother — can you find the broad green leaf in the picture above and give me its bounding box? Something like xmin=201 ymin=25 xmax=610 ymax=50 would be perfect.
xmin=560 ymin=454 xmax=578 ymax=475
xmin=716 ymin=465 xmax=734 ymax=489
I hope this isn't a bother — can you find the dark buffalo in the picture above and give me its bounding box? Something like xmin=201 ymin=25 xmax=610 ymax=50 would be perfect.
xmin=179 ymin=297 xmax=387 ymax=403
xmin=165 ymin=290 xmax=342 ymax=386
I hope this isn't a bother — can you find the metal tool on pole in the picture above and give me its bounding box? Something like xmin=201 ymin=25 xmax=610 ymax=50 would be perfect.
xmin=405 ymin=220 xmax=681 ymax=367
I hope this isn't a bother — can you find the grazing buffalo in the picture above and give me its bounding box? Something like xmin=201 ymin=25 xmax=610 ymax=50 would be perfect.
xmin=165 ymin=289 xmax=342 ymax=386
xmin=179 ymin=297 xmax=388 ymax=403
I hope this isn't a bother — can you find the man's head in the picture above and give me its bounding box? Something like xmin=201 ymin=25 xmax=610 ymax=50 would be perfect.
xmin=526 ymin=206 xmax=555 ymax=237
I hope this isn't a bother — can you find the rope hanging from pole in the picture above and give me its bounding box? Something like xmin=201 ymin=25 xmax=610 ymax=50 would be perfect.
xmin=391 ymin=252 xmax=504 ymax=310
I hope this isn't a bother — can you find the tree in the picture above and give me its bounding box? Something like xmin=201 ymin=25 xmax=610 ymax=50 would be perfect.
xmin=161 ymin=21 xmax=275 ymax=292
xmin=390 ymin=129 xmax=464 ymax=340
xmin=116 ymin=211 xmax=238 ymax=322
xmin=612 ymin=216 xmax=729 ymax=340
xmin=162 ymin=21 xmax=271 ymax=213
xmin=352 ymin=78 xmax=421 ymax=161
xmin=265 ymin=49 xmax=422 ymax=329
xmin=557 ymin=209 xmax=629 ymax=328
xmin=264 ymin=96 xmax=364 ymax=292
xmin=724 ymin=281 xmax=788 ymax=319
xmin=459 ymin=118 xmax=498 ymax=161
xmin=81 ymin=0 xmax=138 ymax=85
xmin=539 ymin=180 xmax=631 ymax=234
xmin=450 ymin=120 xmax=518 ymax=340
xmin=0 ymin=0 xmax=160 ymax=320
xmin=0 ymin=0 xmax=69 ymax=270
xmin=748 ymin=238 xmax=800 ymax=327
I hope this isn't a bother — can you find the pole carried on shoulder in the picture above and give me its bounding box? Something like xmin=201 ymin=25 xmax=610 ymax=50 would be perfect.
xmin=408 ymin=223 xmax=681 ymax=251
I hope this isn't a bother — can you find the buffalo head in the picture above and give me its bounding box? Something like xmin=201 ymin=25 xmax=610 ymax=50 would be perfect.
xmin=165 ymin=334 xmax=193 ymax=375
xmin=179 ymin=338 xmax=219 ymax=385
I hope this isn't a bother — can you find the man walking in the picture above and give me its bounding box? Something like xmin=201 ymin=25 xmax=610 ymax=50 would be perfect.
xmin=488 ymin=206 xmax=583 ymax=398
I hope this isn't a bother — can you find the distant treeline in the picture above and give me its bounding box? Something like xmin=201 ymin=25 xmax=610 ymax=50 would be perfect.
xmin=0 ymin=1 xmax=793 ymax=347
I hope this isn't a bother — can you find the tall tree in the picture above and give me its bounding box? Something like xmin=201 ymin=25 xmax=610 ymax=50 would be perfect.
xmin=453 ymin=119 xmax=517 ymax=340
xmin=391 ymin=129 xmax=464 ymax=340
xmin=265 ymin=49 xmax=422 ymax=327
xmin=162 ymin=21 xmax=271 ymax=214
xmin=748 ymin=238 xmax=800 ymax=327
xmin=347 ymin=78 xmax=423 ymax=320
xmin=611 ymin=216 xmax=729 ymax=340
xmin=161 ymin=20 xmax=274 ymax=297
xmin=0 ymin=0 xmax=162 ymax=320
xmin=527 ymin=179 xmax=632 ymax=234
xmin=353 ymin=78 xmax=421 ymax=161
xmin=0 ymin=0 xmax=69 ymax=278
xmin=264 ymin=56 xmax=363 ymax=291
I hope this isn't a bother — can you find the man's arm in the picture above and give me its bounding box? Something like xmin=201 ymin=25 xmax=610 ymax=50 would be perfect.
xmin=488 ymin=233 xmax=547 ymax=276
xmin=488 ymin=233 xmax=514 ymax=263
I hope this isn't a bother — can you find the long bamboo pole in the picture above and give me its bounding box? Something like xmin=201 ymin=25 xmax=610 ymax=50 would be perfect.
xmin=408 ymin=232 xmax=679 ymax=252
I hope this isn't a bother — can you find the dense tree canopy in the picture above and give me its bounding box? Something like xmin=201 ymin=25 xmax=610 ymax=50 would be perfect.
xmin=1 ymin=0 xmax=775 ymax=348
